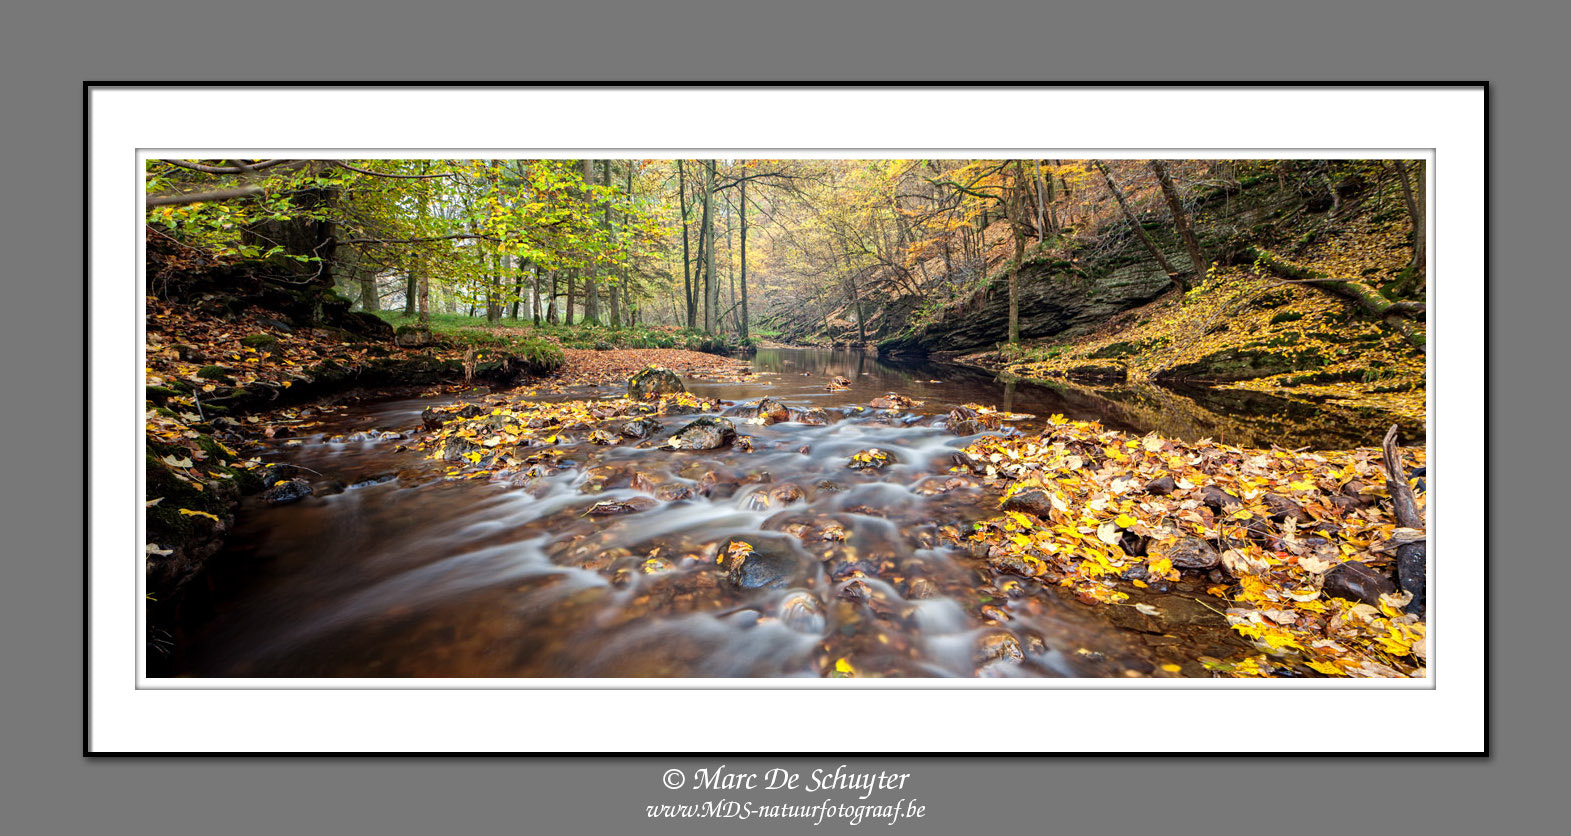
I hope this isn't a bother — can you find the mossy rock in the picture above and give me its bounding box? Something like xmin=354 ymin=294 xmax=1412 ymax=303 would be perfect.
xmin=239 ymin=333 xmax=279 ymax=349
xmin=1156 ymin=346 xmax=1325 ymax=383
xmin=628 ymin=365 xmax=685 ymax=400
xmin=196 ymin=365 xmax=234 ymax=384
xmin=145 ymin=385 xmax=179 ymax=404
xmin=394 ymin=326 xmax=434 ymax=348
xmin=1269 ymin=310 xmax=1305 ymax=325
xmin=1089 ymin=341 xmax=1141 ymax=359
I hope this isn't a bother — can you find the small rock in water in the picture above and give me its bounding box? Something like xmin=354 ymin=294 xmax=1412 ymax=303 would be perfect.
xmin=668 ymin=416 xmax=736 ymax=450
xmin=311 ymin=480 xmax=346 ymax=497
xmin=1323 ymin=560 xmax=1397 ymax=605
xmin=778 ymin=591 xmax=826 ymax=634
xmin=768 ymin=483 xmax=805 ymax=505
xmin=839 ymin=577 xmax=873 ymax=604
xmin=755 ymin=397 xmax=790 ymax=425
xmin=905 ymin=577 xmax=939 ymax=600
xmin=717 ymin=536 xmax=809 ymax=590
xmin=627 ymin=366 xmax=685 ymax=401
xmin=620 ymin=416 xmax=662 ymax=439
xmin=825 ymin=375 xmax=852 ymax=391
xmin=944 ymin=406 xmax=983 ymax=436
xmin=586 ymin=497 xmax=658 ymax=516
xmin=794 ymin=407 xmax=830 ymax=426
xmin=846 ymin=448 xmax=894 ymax=470
xmin=656 ymin=483 xmax=695 ymax=502
xmin=587 ymin=428 xmax=619 ymax=445
xmin=262 ymin=478 xmax=312 ymax=505
xmin=976 ymin=632 xmax=1025 ymax=667
xmin=1162 ymin=537 xmax=1220 ymax=570
xmin=869 ymin=392 xmax=922 ymax=410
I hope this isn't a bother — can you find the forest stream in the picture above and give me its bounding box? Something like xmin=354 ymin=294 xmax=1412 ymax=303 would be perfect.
xmin=162 ymin=348 xmax=1418 ymax=678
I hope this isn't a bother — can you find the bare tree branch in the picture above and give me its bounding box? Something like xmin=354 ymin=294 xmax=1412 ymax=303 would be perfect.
xmin=156 ymin=159 xmax=295 ymax=175
xmin=331 ymin=161 xmax=453 ymax=179
xmin=146 ymin=185 xmax=267 ymax=207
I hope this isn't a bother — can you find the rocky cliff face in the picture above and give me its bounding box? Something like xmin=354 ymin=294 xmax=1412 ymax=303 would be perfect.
xmin=876 ymin=178 xmax=1296 ymax=358
xmin=877 ymin=256 xmax=1177 ymax=356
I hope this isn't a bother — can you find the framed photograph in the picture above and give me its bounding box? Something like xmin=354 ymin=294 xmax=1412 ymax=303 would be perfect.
xmin=88 ymin=83 xmax=1485 ymax=753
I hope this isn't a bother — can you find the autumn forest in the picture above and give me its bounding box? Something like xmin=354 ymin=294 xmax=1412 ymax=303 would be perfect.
xmin=144 ymin=157 xmax=1429 ymax=679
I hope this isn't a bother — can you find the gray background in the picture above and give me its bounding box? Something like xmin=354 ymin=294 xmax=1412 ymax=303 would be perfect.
xmin=3 ymin=1 xmax=1551 ymax=833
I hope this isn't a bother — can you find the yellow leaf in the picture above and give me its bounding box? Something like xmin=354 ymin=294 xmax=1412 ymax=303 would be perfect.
xmin=1115 ymin=513 xmax=1138 ymax=529
xmin=177 ymin=508 xmax=220 ymax=522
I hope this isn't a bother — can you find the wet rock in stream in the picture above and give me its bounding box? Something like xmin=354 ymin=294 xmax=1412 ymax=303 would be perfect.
xmin=620 ymin=416 xmax=662 ymax=439
xmin=754 ymin=397 xmax=790 ymax=425
xmin=778 ymin=592 xmax=827 ymax=634
xmin=717 ymin=535 xmax=812 ymax=590
xmin=261 ymin=478 xmax=312 ymax=505
xmin=628 ymin=366 xmax=685 ymax=400
xmin=668 ymin=416 xmax=736 ymax=450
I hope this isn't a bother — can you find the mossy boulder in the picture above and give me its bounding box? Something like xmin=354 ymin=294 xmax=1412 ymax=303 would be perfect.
xmin=195 ymin=365 xmax=234 ymax=384
xmin=394 ymin=326 xmax=433 ymax=348
xmin=628 ymin=366 xmax=685 ymax=400
xmin=239 ymin=333 xmax=279 ymax=349
xmin=1155 ymin=345 xmax=1325 ymax=383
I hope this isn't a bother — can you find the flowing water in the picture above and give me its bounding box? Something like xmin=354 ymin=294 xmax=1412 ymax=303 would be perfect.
xmin=163 ymin=348 xmax=1413 ymax=678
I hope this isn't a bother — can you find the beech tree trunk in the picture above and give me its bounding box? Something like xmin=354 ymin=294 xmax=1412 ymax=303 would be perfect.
xmin=564 ymin=269 xmax=575 ymax=326
xmin=678 ymin=160 xmax=695 ymax=329
xmin=604 ymin=159 xmax=620 ymax=327
xmin=739 ymin=173 xmax=749 ymax=340
xmin=580 ymin=159 xmax=599 ymax=324
xmin=703 ymin=160 xmax=718 ymax=334
xmin=1149 ymin=160 xmax=1208 ymax=281
xmin=359 ymin=274 xmax=378 ymax=312
xmin=1006 ymin=161 xmax=1028 ymax=346
xmin=1095 ymin=161 xmax=1185 ymax=291
xmin=1393 ymin=160 xmax=1426 ymax=294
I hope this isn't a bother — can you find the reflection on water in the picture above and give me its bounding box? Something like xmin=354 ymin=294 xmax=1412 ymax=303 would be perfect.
xmin=162 ymin=348 xmax=1417 ymax=678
